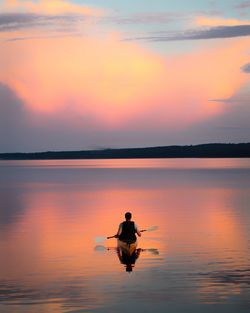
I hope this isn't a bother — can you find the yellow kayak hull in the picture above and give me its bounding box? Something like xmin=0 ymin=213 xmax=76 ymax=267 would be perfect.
xmin=117 ymin=239 xmax=137 ymax=256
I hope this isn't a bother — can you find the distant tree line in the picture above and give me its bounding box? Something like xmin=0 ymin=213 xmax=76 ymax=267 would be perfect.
xmin=0 ymin=143 xmax=250 ymax=160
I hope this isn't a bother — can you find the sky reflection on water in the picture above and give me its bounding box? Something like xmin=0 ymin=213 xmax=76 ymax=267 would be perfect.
xmin=0 ymin=159 xmax=250 ymax=313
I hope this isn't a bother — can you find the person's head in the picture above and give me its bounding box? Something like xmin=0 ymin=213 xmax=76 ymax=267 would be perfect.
xmin=125 ymin=212 xmax=132 ymax=221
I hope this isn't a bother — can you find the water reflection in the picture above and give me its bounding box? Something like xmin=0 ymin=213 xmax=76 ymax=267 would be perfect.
xmin=0 ymin=278 xmax=104 ymax=312
xmin=95 ymin=243 xmax=160 ymax=273
xmin=117 ymin=248 xmax=160 ymax=272
xmin=197 ymin=268 xmax=250 ymax=304
xmin=0 ymin=159 xmax=250 ymax=312
xmin=0 ymin=188 xmax=26 ymax=228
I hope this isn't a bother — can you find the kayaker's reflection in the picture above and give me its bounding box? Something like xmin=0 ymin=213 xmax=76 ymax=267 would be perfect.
xmin=116 ymin=247 xmax=141 ymax=272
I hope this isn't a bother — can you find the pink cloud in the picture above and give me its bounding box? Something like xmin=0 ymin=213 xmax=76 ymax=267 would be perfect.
xmin=0 ymin=34 xmax=249 ymax=131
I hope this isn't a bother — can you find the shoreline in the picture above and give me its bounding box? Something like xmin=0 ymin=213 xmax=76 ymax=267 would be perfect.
xmin=0 ymin=143 xmax=250 ymax=160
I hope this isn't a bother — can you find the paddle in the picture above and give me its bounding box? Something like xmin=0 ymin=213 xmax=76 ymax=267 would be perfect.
xmin=140 ymin=225 xmax=158 ymax=232
xmin=94 ymin=245 xmax=159 ymax=256
xmin=95 ymin=234 xmax=117 ymax=242
xmin=95 ymin=226 xmax=158 ymax=243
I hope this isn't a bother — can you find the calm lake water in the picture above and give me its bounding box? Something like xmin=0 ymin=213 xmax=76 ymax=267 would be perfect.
xmin=0 ymin=158 xmax=250 ymax=313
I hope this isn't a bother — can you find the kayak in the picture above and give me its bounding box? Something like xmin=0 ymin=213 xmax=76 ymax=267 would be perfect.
xmin=117 ymin=239 xmax=137 ymax=256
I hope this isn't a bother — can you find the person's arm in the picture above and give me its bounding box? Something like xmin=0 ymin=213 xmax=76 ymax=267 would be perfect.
xmin=116 ymin=223 xmax=123 ymax=237
xmin=135 ymin=223 xmax=141 ymax=237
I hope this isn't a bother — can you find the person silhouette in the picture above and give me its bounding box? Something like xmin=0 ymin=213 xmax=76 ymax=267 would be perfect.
xmin=116 ymin=212 xmax=141 ymax=245
xmin=115 ymin=212 xmax=142 ymax=272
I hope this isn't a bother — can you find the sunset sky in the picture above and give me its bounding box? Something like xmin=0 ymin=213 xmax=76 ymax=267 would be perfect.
xmin=0 ymin=0 xmax=250 ymax=152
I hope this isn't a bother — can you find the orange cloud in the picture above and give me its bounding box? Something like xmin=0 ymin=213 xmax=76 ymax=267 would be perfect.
xmin=0 ymin=33 xmax=249 ymax=129
xmin=195 ymin=15 xmax=250 ymax=27
xmin=0 ymin=35 xmax=167 ymax=126
xmin=2 ymin=0 xmax=103 ymax=16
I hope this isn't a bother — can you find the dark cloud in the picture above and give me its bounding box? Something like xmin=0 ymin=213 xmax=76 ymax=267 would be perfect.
xmin=5 ymin=34 xmax=70 ymax=42
xmin=0 ymin=13 xmax=37 ymax=31
xmin=109 ymin=12 xmax=184 ymax=25
xmin=104 ymin=10 xmax=222 ymax=26
xmin=123 ymin=25 xmax=250 ymax=42
xmin=235 ymin=1 xmax=250 ymax=9
xmin=0 ymin=83 xmax=28 ymax=151
xmin=209 ymin=98 xmax=233 ymax=103
xmin=0 ymin=83 xmax=111 ymax=153
xmin=0 ymin=83 xmax=26 ymax=129
xmin=208 ymin=97 xmax=246 ymax=103
xmin=0 ymin=12 xmax=91 ymax=33
xmin=241 ymin=62 xmax=250 ymax=73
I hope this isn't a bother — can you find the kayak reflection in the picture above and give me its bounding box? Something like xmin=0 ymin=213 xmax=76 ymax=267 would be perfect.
xmin=117 ymin=247 xmax=141 ymax=272
xmin=94 ymin=242 xmax=159 ymax=273
xmin=116 ymin=239 xmax=159 ymax=272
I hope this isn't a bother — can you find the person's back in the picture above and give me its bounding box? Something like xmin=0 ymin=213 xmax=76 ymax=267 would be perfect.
xmin=119 ymin=220 xmax=137 ymax=243
xmin=117 ymin=212 xmax=141 ymax=244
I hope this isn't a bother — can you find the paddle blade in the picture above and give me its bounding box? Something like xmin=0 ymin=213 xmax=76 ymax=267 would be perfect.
xmin=95 ymin=236 xmax=107 ymax=243
xmin=147 ymin=248 xmax=159 ymax=255
xmin=147 ymin=226 xmax=158 ymax=232
xmin=94 ymin=245 xmax=107 ymax=251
